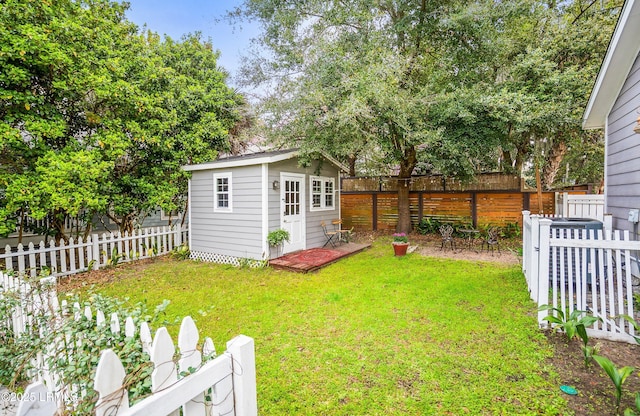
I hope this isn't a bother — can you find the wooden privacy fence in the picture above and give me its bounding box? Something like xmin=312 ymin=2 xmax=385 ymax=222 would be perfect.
xmin=1 ymin=272 xmax=257 ymax=416
xmin=0 ymin=226 xmax=188 ymax=278
xmin=340 ymin=175 xmax=600 ymax=231
xmin=522 ymin=211 xmax=639 ymax=343
xmin=341 ymin=188 xmax=556 ymax=231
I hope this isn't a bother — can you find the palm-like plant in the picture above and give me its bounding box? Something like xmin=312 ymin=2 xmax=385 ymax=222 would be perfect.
xmin=593 ymin=355 xmax=635 ymax=410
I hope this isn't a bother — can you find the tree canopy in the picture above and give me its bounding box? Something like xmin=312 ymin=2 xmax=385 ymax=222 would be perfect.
xmin=233 ymin=0 xmax=621 ymax=232
xmin=0 ymin=0 xmax=245 ymax=239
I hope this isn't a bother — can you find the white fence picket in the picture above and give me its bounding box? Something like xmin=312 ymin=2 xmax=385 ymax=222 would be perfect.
xmin=150 ymin=328 xmax=178 ymax=394
xmin=178 ymin=316 xmax=205 ymax=416
xmin=94 ymin=349 xmax=129 ymax=416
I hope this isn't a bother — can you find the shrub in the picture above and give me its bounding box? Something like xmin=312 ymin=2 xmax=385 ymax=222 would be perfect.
xmin=171 ymin=244 xmax=191 ymax=260
xmin=416 ymin=217 xmax=442 ymax=235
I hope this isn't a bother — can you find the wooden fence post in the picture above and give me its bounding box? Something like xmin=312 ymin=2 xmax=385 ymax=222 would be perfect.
xmin=537 ymin=219 xmax=553 ymax=326
xmin=226 ymin=334 xmax=257 ymax=416
xmin=14 ymin=381 xmax=57 ymax=416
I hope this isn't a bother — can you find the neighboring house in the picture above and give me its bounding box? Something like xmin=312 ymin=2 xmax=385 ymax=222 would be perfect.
xmin=183 ymin=149 xmax=348 ymax=264
xmin=583 ymin=0 xmax=640 ymax=234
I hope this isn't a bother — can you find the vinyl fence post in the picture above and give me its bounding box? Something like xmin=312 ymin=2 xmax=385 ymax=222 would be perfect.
xmin=92 ymin=234 xmax=100 ymax=270
xmin=226 ymin=335 xmax=257 ymax=416
xmin=603 ymin=213 xmax=613 ymax=233
xmin=530 ymin=215 xmax=540 ymax=303
xmin=537 ymin=219 xmax=553 ymax=326
xmin=522 ymin=210 xmax=530 ymax=276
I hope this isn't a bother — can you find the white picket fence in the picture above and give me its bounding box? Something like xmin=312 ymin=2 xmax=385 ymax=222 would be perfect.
xmin=1 ymin=272 xmax=257 ymax=416
xmin=522 ymin=211 xmax=640 ymax=343
xmin=1 ymin=226 xmax=188 ymax=279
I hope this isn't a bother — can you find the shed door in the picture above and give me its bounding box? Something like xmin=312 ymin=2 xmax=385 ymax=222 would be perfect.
xmin=280 ymin=172 xmax=306 ymax=253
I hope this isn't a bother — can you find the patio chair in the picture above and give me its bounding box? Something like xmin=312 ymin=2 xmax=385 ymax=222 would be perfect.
xmin=321 ymin=221 xmax=338 ymax=247
xmin=481 ymin=227 xmax=500 ymax=254
xmin=439 ymin=224 xmax=456 ymax=251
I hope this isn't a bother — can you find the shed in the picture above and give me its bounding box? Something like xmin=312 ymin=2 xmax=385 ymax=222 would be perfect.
xmin=183 ymin=149 xmax=347 ymax=264
xmin=583 ymin=0 xmax=640 ymax=232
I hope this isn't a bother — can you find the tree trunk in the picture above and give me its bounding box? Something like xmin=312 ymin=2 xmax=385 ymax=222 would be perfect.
xmin=397 ymin=177 xmax=412 ymax=234
xmin=535 ymin=165 xmax=544 ymax=214
xmin=396 ymin=145 xmax=417 ymax=234
xmin=347 ymin=154 xmax=357 ymax=177
xmin=542 ymin=141 xmax=568 ymax=190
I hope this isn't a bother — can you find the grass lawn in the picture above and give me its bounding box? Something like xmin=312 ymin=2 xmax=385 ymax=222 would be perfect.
xmin=77 ymin=239 xmax=568 ymax=415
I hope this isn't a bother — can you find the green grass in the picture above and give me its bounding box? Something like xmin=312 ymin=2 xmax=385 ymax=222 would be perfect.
xmin=82 ymin=239 xmax=568 ymax=415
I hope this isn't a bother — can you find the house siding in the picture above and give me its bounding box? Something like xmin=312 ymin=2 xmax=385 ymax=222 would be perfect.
xmin=190 ymin=165 xmax=264 ymax=259
xmin=606 ymin=52 xmax=640 ymax=234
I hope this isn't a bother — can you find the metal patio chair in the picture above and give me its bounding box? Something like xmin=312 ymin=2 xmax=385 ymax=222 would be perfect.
xmin=439 ymin=224 xmax=456 ymax=251
xmin=481 ymin=227 xmax=500 ymax=254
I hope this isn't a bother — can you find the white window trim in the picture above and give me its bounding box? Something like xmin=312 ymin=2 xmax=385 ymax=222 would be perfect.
xmin=213 ymin=172 xmax=233 ymax=213
xmin=309 ymin=176 xmax=335 ymax=212
xmin=160 ymin=208 xmax=182 ymax=221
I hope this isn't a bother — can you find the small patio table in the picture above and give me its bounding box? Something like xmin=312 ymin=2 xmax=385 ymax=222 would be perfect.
xmin=459 ymin=229 xmax=479 ymax=251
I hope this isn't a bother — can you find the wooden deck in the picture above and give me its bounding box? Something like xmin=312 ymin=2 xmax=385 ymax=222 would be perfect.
xmin=269 ymin=242 xmax=370 ymax=273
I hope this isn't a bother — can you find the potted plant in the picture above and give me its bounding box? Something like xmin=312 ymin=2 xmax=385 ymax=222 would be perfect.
xmin=392 ymin=232 xmax=409 ymax=256
xmin=267 ymin=229 xmax=290 ymax=258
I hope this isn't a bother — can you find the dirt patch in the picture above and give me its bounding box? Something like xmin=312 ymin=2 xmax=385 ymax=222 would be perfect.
xmin=545 ymin=331 xmax=640 ymax=415
xmin=57 ymin=257 xmax=168 ymax=293
xmin=354 ymin=231 xmax=521 ymax=265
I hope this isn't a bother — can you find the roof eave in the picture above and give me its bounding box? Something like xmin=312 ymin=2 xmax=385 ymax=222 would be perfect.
xmin=583 ymin=0 xmax=640 ymax=130
xmin=182 ymin=150 xmax=299 ymax=171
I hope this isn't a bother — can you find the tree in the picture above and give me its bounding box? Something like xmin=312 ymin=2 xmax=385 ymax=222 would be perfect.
xmin=234 ymin=0 xmax=620 ymax=232
xmin=234 ymin=0 xmax=465 ymax=233
xmin=0 ymin=0 xmax=137 ymax=240
xmin=97 ymin=32 xmax=244 ymax=234
xmin=0 ymin=0 xmax=244 ymax=240
xmin=433 ymin=0 xmax=621 ymax=189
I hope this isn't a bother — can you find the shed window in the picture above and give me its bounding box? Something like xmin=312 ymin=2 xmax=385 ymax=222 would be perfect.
xmin=310 ymin=176 xmax=335 ymax=211
xmin=214 ymin=172 xmax=232 ymax=212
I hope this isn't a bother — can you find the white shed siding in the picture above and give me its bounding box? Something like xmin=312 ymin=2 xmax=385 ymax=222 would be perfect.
xmin=606 ymin=53 xmax=640 ymax=233
xmin=190 ymin=165 xmax=264 ymax=259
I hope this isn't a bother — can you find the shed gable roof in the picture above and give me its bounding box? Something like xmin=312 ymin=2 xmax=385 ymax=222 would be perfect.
xmin=182 ymin=149 xmax=348 ymax=172
xmin=583 ymin=0 xmax=640 ymax=129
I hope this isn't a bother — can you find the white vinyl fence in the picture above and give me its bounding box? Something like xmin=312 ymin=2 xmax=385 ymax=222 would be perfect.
xmin=523 ymin=211 xmax=640 ymax=343
xmin=1 ymin=272 xmax=257 ymax=416
xmin=557 ymin=192 xmax=605 ymax=220
xmin=1 ymin=226 xmax=188 ymax=278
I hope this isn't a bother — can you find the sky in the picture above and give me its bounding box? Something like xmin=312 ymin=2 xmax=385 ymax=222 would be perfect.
xmin=124 ymin=0 xmax=260 ymax=92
